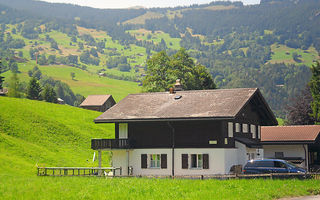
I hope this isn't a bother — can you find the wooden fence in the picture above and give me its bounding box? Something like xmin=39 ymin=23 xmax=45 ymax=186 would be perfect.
xmin=36 ymin=168 xmax=320 ymax=180
xmin=37 ymin=167 xmax=122 ymax=177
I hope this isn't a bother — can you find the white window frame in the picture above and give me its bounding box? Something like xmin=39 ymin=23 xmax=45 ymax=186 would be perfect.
xmin=235 ymin=123 xmax=241 ymax=132
xmin=242 ymin=124 xmax=248 ymax=133
xmin=228 ymin=122 xmax=233 ymax=137
xmin=251 ymin=124 xmax=256 ymax=139
xmin=190 ymin=154 xmax=203 ymax=169
xmin=149 ymin=154 xmax=160 ymax=168
xmin=119 ymin=123 xmax=128 ymax=139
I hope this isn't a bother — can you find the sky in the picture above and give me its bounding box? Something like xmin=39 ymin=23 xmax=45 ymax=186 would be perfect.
xmin=41 ymin=0 xmax=261 ymax=9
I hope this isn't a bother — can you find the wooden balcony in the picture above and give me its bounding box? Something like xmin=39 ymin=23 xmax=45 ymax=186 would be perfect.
xmin=91 ymin=139 xmax=130 ymax=150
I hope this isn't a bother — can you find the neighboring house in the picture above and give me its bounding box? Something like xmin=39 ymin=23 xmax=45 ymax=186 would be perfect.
xmin=92 ymin=88 xmax=277 ymax=176
xmin=80 ymin=95 xmax=116 ymax=112
xmin=0 ymin=88 xmax=8 ymax=96
xmin=261 ymin=125 xmax=320 ymax=171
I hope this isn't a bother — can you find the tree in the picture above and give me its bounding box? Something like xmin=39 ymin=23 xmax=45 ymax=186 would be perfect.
xmin=7 ymin=72 xmax=21 ymax=98
xmin=50 ymin=40 xmax=59 ymax=50
xmin=70 ymin=72 xmax=75 ymax=80
xmin=27 ymin=77 xmax=42 ymax=100
xmin=0 ymin=63 xmax=4 ymax=90
xmin=143 ymin=51 xmax=171 ymax=92
xmin=143 ymin=48 xmax=216 ymax=92
xmin=285 ymin=85 xmax=314 ymax=125
xmin=309 ymin=61 xmax=320 ymax=123
xmin=42 ymin=84 xmax=57 ymax=103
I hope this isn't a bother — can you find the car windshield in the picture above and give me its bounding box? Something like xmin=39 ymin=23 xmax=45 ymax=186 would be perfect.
xmin=284 ymin=160 xmax=299 ymax=168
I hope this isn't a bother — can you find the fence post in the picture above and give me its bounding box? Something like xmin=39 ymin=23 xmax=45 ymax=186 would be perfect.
xmin=98 ymin=150 xmax=102 ymax=176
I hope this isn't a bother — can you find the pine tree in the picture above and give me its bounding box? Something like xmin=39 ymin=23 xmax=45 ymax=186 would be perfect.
xmin=27 ymin=77 xmax=42 ymax=100
xmin=7 ymin=72 xmax=21 ymax=98
xmin=309 ymin=61 xmax=320 ymax=123
xmin=42 ymin=84 xmax=57 ymax=103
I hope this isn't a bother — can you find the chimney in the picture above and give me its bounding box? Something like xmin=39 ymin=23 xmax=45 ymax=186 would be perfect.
xmin=174 ymin=79 xmax=183 ymax=91
xmin=169 ymin=87 xmax=175 ymax=94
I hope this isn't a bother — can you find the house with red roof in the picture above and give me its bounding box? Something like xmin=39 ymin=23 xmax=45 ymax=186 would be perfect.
xmin=261 ymin=125 xmax=320 ymax=171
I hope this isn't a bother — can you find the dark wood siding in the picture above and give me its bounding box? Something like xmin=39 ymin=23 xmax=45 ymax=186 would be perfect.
xmin=141 ymin=154 xmax=147 ymax=169
xmin=182 ymin=154 xmax=188 ymax=169
xmin=128 ymin=120 xmax=234 ymax=148
xmin=161 ymin=154 xmax=167 ymax=169
xmin=128 ymin=121 xmax=172 ymax=148
xmin=203 ymin=154 xmax=209 ymax=169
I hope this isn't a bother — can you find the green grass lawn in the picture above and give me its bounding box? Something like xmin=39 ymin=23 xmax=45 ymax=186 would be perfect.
xmin=1 ymin=176 xmax=320 ymax=199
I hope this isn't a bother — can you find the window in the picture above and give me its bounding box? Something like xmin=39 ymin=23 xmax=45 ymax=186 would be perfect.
xmin=150 ymin=154 xmax=160 ymax=168
xmin=242 ymin=124 xmax=248 ymax=133
xmin=209 ymin=140 xmax=217 ymax=144
xmin=191 ymin=154 xmax=203 ymax=168
xmin=275 ymin=152 xmax=284 ymax=158
xmin=235 ymin=123 xmax=241 ymax=132
xmin=119 ymin=123 xmax=128 ymax=139
xmin=228 ymin=122 xmax=233 ymax=137
xmin=257 ymin=126 xmax=261 ymax=139
xmin=274 ymin=161 xmax=287 ymax=168
xmin=251 ymin=125 xmax=256 ymax=139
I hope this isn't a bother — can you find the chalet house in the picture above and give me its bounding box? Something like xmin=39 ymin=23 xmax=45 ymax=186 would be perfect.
xmin=80 ymin=95 xmax=116 ymax=112
xmin=92 ymin=88 xmax=277 ymax=176
xmin=261 ymin=125 xmax=320 ymax=171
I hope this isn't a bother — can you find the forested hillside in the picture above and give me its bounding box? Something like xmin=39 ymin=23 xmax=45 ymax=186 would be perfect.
xmin=0 ymin=0 xmax=319 ymax=117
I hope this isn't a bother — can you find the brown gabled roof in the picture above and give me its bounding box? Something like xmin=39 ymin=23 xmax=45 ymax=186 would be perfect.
xmin=80 ymin=95 xmax=113 ymax=107
xmin=95 ymin=88 xmax=276 ymax=123
xmin=261 ymin=125 xmax=320 ymax=143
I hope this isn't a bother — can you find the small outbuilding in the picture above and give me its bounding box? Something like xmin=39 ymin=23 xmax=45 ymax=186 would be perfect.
xmin=80 ymin=95 xmax=116 ymax=112
xmin=0 ymin=88 xmax=8 ymax=96
xmin=261 ymin=125 xmax=320 ymax=171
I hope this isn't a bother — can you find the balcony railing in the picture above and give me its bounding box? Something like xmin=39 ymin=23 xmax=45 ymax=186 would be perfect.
xmin=91 ymin=139 xmax=130 ymax=150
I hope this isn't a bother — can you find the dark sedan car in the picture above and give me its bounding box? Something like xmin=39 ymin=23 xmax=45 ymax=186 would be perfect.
xmin=243 ymin=159 xmax=306 ymax=174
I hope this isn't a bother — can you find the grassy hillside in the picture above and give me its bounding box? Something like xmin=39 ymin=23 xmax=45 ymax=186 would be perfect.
xmin=0 ymin=97 xmax=113 ymax=176
xmin=1 ymin=97 xmax=320 ymax=199
xmin=2 ymin=62 xmax=141 ymax=102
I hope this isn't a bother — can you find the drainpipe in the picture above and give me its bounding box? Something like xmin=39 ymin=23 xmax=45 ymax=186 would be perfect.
xmin=303 ymin=144 xmax=308 ymax=171
xmin=167 ymin=122 xmax=175 ymax=177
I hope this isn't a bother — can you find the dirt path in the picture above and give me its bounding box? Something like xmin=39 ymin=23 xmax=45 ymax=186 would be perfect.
xmin=279 ymin=195 xmax=320 ymax=200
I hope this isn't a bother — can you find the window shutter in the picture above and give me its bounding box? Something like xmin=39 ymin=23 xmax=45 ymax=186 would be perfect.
xmin=182 ymin=154 xmax=188 ymax=169
xmin=203 ymin=154 xmax=209 ymax=169
xmin=141 ymin=154 xmax=147 ymax=169
xmin=161 ymin=154 xmax=167 ymax=169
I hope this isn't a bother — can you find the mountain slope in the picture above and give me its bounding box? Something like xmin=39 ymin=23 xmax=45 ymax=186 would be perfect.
xmin=0 ymin=97 xmax=113 ymax=176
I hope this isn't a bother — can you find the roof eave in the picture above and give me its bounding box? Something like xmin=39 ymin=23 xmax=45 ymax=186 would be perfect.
xmin=261 ymin=140 xmax=315 ymax=145
xmin=94 ymin=116 xmax=235 ymax=123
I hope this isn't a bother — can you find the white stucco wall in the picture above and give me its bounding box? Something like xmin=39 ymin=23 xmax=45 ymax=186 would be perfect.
xmin=263 ymin=145 xmax=307 ymax=168
xmin=112 ymin=147 xmax=256 ymax=176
